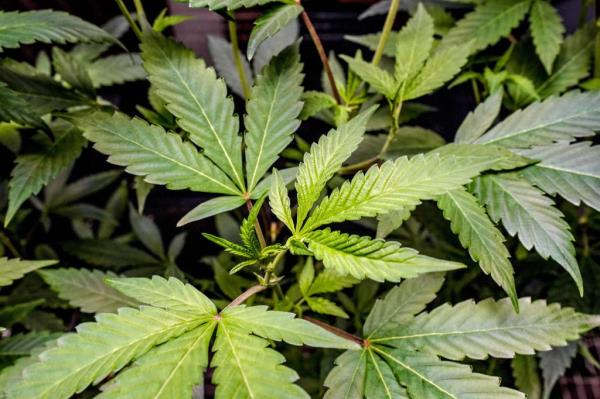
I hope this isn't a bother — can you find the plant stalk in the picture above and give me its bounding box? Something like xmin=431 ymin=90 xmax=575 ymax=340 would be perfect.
xmin=379 ymin=99 xmax=403 ymax=157
xmin=132 ymin=0 xmax=147 ymax=23
xmin=372 ymin=0 xmax=401 ymax=65
xmin=304 ymin=316 xmax=363 ymax=345
xmin=228 ymin=17 xmax=252 ymax=99
xmin=114 ymin=0 xmax=143 ymax=40
xmin=0 ymin=230 xmax=20 ymax=258
xmin=225 ymin=284 xmax=267 ymax=308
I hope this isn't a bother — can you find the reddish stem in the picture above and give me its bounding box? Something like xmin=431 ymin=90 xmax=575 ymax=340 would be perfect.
xmin=225 ymin=285 xmax=268 ymax=309
xmin=304 ymin=316 xmax=364 ymax=346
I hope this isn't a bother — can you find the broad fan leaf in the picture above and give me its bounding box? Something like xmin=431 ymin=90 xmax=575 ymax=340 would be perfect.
xmin=303 ymin=228 xmax=464 ymax=282
xmin=88 ymin=54 xmax=146 ymax=88
xmin=247 ymin=4 xmax=303 ymax=60
xmin=97 ymin=323 xmax=215 ymax=399
xmin=6 ymin=127 xmax=85 ymax=226
xmin=475 ymin=90 xmax=600 ymax=148
xmin=431 ymin=143 xmax=532 ymax=171
xmin=0 ymin=332 xmax=60 ymax=368
xmin=471 ymin=174 xmax=582 ymax=294
xmin=7 ymin=306 xmax=206 ymax=399
xmin=80 ymin=111 xmax=239 ymax=195
xmin=187 ymin=0 xmax=276 ymax=11
xmin=365 ymin=350 xmax=409 ymax=399
xmin=437 ymin=187 xmax=517 ymax=309
xmin=0 ymin=10 xmax=115 ymax=51
xmin=39 ymin=268 xmax=139 ymax=314
xmin=245 ymin=43 xmax=303 ymax=191
xmin=529 ymin=0 xmax=564 ymax=74
xmin=0 ymin=258 xmax=56 ymax=287
xmin=519 ymin=141 xmax=600 ymax=211
xmin=455 ymin=90 xmax=503 ymax=144
xmin=323 ymin=350 xmax=367 ymax=399
xmin=295 ymin=106 xmax=376 ymax=228
xmin=372 ymin=297 xmax=599 ymax=360
xmin=141 ymin=33 xmax=244 ymax=189
xmin=394 ymin=4 xmax=433 ymax=86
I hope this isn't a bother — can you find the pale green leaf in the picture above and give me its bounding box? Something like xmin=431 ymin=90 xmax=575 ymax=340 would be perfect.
xmin=307 ymin=268 xmax=358 ymax=296
xmin=269 ymin=169 xmax=294 ymax=232
xmin=345 ymin=31 xmax=399 ymax=58
xmin=88 ymin=54 xmax=146 ymax=87
xmin=341 ymin=54 xmax=397 ymax=99
xmin=253 ymin=18 xmax=299 ymax=73
xmin=0 ymin=257 xmax=56 ymax=287
xmin=455 ymin=90 xmax=503 ymax=143
xmin=306 ymin=297 xmax=349 ymax=318
xmin=207 ymin=35 xmax=253 ymax=98
xmin=394 ymin=4 xmax=434 ymax=86
xmin=247 ymin=4 xmax=302 ymax=60
xmin=529 ymin=0 xmax=564 ymax=74
xmin=0 ymin=331 xmax=60 ymax=368
xmin=512 ymin=355 xmax=542 ymax=399
xmin=128 ymin=207 xmax=164 ymax=258
xmin=383 ymin=126 xmax=445 ymax=158
xmin=323 ymin=350 xmax=367 ymax=399
xmin=188 ymin=0 xmax=276 ymax=11
xmin=178 ymin=196 xmax=245 ymax=226
xmin=539 ymin=342 xmax=577 ymax=399
xmin=376 ymin=206 xmax=416 ymax=238
xmin=299 ymin=91 xmax=337 ymax=120
xmin=365 ymin=350 xmax=409 ymax=399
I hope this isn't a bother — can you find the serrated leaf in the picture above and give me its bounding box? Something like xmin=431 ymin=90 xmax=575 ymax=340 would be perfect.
xmin=207 ymin=35 xmax=253 ymax=98
xmin=188 ymin=0 xmax=277 ymax=11
xmin=7 ymin=306 xmax=206 ymax=399
xmin=345 ymin=31 xmax=399 ymax=58
xmin=437 ymin=187 xmax=517 ymax=309
xmin=295 ymin=106 xmax=376 ymax=228
xmin=247 ymin=4 xmax=302 ymax=60
xmin=0 ymin=331 xmax=60 ymax=368
xmin=475 ymin=90 xmax=600 ymax=148
xmin=129 ymin=207 xmax=164 ymax=258
xmin=46 ymin=169 xmax=120 ymax=208
xmin=455 ymin=90 xmax=503 ymax=143
xmin=253 ymin=18 xmax=299 ymax=73
xmin=107 ymin=276 xmax=216 ymax=315
xmin=39 ymin=268 xmax=139 ymax=314
xmin=62 ymin=239 xmax=158 ymax=269
xmin=6 ymin=128 xmax=85 ymax=226
xmin=306 ymin=297 xmax=349 ymax=318
xmin=0 ymin=82 xmax=45 ymax=128
xmin=512 ymin=355 xmax=542 ymax=399
xmin=245 ymin=43 xmax=303 ymax=191
xmin=529 ymin=0 xmax=564 ymax=74
xmin=269 ymin=169 xmax=294 ymax=231
xmin=471 ymin=173 xmax=582 ymax=294
xmin=365 ymin=350 xmax=409 ymax=399
xmin=323 ymin=350 xmax=367 ymax=399
xmin=394 ymin=4 xmax=434 ymax=86
xmin=364 ymin=273 xmax=445 ymax=338
xmin=304 ymin=228 xmax=464 ymax=282
xmin=519 ymin=141 xmax=600 ymax=211
xmin=374 ymin=297 xmax=599 ymax=360
xmin=307 ymin=268 xmax=358 ymax=296
xmin=0 ymin=10 xmax=114 ymax=51
xmin=299 ymin=91 xmax=337 ymax=120
xmin=383 ymin=126 xmax=445 ymax=158
xmin=341 ymin=54 xmax=397 ymax=99
xmin=178 ymin=196 xmax=245 ymax=226
xmin=0 ymin=258 xmax=56 ymax=287
xmin=539 ymin=342 xmax=577 ymax=399
xmin=141 ymin=33 xmax=244 ymax=189
xmin=52 ymin=47 xmax=95 ymax=96
xmin=80 ymin=111 xmax=239 ymax=195
xmin=88 ymin=54 xmax=146 ymax=87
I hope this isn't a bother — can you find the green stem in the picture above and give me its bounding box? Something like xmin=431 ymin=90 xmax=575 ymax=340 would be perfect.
xmin=133 ymin=0 xmax=146 ymax=20
xmin=379 ymin=100 xmax=403 ymax=157
xmin=246 ymin=199 xmax=267 ymax=249
xmin=372 ymin=0 xmax=401 ymax=65
xmin=228 ymin=17 xmax=252 ymax=99
xmin=114 ymin=0 xmax=143 ymax=40
xmin=0 ymin=230 xmax=20 ymax=258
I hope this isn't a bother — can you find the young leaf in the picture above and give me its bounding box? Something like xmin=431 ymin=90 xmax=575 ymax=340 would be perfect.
xmin=207 ymin=35 xmax=253 ymax=98
xmin=475 ymin=90 xmax=600 ymax=148
xmin=303 ymin=228 xmax=464 ymax=282
xmin=323 ymin=350 xmax=367 ymax=399
xmin=373 ymin=297 xmax=599 ymax=360
xmin=269 ymin=169 xmax=294 ymax=232
xmin=178 ymin=196 xmax=245 ymax=226
xmin=471 ymin=174 xmax=582 ymax=294
xmin=80 ymin=111 xmax=240 ymax=195
xmin=306 ymin=297 xmax=349 ymax=318
xmin=529 ymin=0 xmax=564 ymax=74
xmin=299 ymin=91 xmax=337 ymax=120
xmin=394 ymin=4 xmax=434 ymax=85
xmin=295 ymin=106 xmax=376 ymax=228
xmin=437 ymin=187 xmax=517 ymax=309
xmin=512 ymin=355 xmax=542 ymax=399
xmin=245 ymin=43 xmax=303 ymax=191
xmin=539 ymin=342 xmax=577 ymax=399
xmin=0 ymin=258 xmax=56 ymax=287
xmin=39 ymin=268 xmax=139 ymax=314
xmin=87 ymin=54 xmax=147 ymax=88
xmin=129 ymin=207 xmax=164 ymax=259
xmin=455 ymin=90 xmax=503 ymax=144
xmin=341 ymin=54 xmax=397 ymax=99
xmin=247 ymin=4 xmax=303 ymax=60
xmin=141 ymin=33 xmax=244 ymax=189
xmin=0 ymin=10 xmax=115 ymax=51
xmin=307 ymin=268 xmax=358 ymax=296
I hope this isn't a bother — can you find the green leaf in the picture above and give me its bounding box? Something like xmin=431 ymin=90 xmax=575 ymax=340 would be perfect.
xmin=39 ymin=268 xmax=139 ymax=314
xmin=300 ymin=91 xmax=337 ymax=120
xmin=247 ymin=4 xmax=302 ymax=60
xmin=52 ymin=47 xmax=95 ymax=96
xmin=0 ymin=82 xmax=45 ymax=128
xmin=0 ymin=331 xmax=60 ymax=368
xmin=345 ymin=31 xmax=399 ymax=58
xmin=107 ymin=276 xmax=216 ymax=315
xmin=7 ymin=306 xmax=206 ymax=399
xmin=129 ymin=207 xmax=164 ymax=258
xmin=306 ymin=297 xmax=349 ymax=318
xmin=220 ymin=304 xmax=359 ymax=348
xmin=207 ymin=35 xmax=253 ymax=98
xmin=307 ymin=267 xmax=358 ymax=296
xmin=364 ymin=273 xmax=445 ymax=338
xmin=376 ymin=348 xmax=525 ymax=398
xmin=539 ymin=342 xmax=577 ymax=399
xmin=250 ymin=166 xmax=297 ymax=199
xmin=394 ymin=4 xmax=434 ymax=86
xmin=365 ymin=350 xmax=409 ymax=399
xmin=341 ymin=54 xmax=397 ymax=99
xmin=188 ymin=0 xmax=277 ymax=11
xmin=253 ymin=18 xmax=299 ymax=73
xmin=512 ymin=355 xmax=542 ymax=399
xmin=6 ymin=128 xmax=85 ymax=226
xmin=178 ymin=196 xmax=245 ymax=226
xmin=440 ymin=0 xmax=532 ymax=54
xmin=0 ymin=10 xmax=115 ymax=51
xmin=295 ymin=106 xmax=376 ymax=228
xmin=245 ymin=43 xmax=303 ymax=191
xmin=437 ymin=187 xmax=517 ymax=309
xmin=373 ymin=297 xmax=599 ymax=360
xmin=46 ymin=169 xmax=121 ymax=208
xmin=323 ymin=350 xmax=367 ymax=399
xmin=88 ymin=54 xmax=147 ymax=87
xmin=302 ymin=152 xmax=493 ymax=232
xmin=455 ymin=90 xmax=503 ymax=144
xmin=62 ymin=239 xmax=158 ymax=269
xmin=96 ymin=323 xmax=214 ymax=399
xmin=0 ymin=258 xmax=56 ymax=287
xmin=304 ymin=228 xmax=464 ymax=282
xmin=141 ymin=33 xmax=244 ymax=189
xmin=519 ymin=141 xmax=600 ymax=211
xmin=529 ymin=0 xmax=564 ymax=74
xmin=152 ymin=10 xmax=194 ymax=33
xmin=383 ymin=126 xmax=446 ymax=158
xmin=134 ymin=176 xmax=153 ymax=214
xmin=475 ymin=90 xmax=600 ymax=148
xmin=471 ymin=174 xmax=582 ymax=294
xmin=537 ymin=24 xmax=595 ymax=97
xmin=269 ymin=169 xmax=295 ymax=232
xmin=80 ymin=111 xmax=239 ymax=195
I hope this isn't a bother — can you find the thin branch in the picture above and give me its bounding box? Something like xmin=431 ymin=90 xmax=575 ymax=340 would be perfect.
xmin=0 ymin=230 xmax=20 ymax=258
xmin=372 ymin=0 xmax=401 ymax=65
xmin=225 ymin=284 xmax=268 ymax=308
xmin=304 ymin=316 xmax=364 ymax=346
xmin=114 ymin=0 xmax=143 ymax=40
xmin=228 ymin=17 xmax=252 ymax=99
xmin=132 ymin=0 xmax=147 ymax=24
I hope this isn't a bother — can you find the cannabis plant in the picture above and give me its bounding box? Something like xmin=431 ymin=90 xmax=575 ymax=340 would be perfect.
xmin=0 ymin=0 xmax=599 ymax=398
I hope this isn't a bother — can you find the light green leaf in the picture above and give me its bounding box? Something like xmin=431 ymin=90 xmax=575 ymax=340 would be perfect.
xmin=529 ymin=0 xmax=564 ymax=74
xmin=437 ymin=187 xmax=517 ymax=309
xmin=0 ymin=331 xmax=60 ymax=368
xmin=341 ymin=54 xmax=397 ymax=99
xmin=178 ymin=196 xmax=245 ymax=226
xmin=304 ymin=228 xmax=464 ymax=282
xmin=141 ymin=33 xmax=244 ymax=189
xmin=80 ymin=111 xmax=239 ymax=195
xmin=512 ymin=355 xmax=542 ymax=399
xmin=88 ymin=54 xmax=146 ymax=87
xmin=471 ymin=173 xmax=582 ymax=294
xmin=455 ymin=90 xmax=503 ymax=144
xmin=299 ymin=91 xmax=337 ymax=120
xmin=295 ymin=106 xmax=376 ymax=228
xmin=383 ymin=126 xmax=445 ymax=158
xmin=307 ymin=268 xmax=358 ymax=296
xmin=207 ymin=35 xmax=253 ymax=98
xmin=247 ymin=4 xmax=303 ymax=60
xmin=376 ymin=207 xmax=416 ymax=238
xmin=129 ymin=207 xmax=164 ymax=258
xmin=306 ymin=297 xmax=349 ymax=318
xmin=394 ymin=4 xmax=434 ymax=86
xmin=39 ymin=268 xmax=139 ymax=314
xmin=188 ymin=0 xmax=276 ymax=11
xmin=134 ymin=176 xmax=153 ymax=214
xmin=323 ymin=350 xmax=367 ymax=399
xmin=345 ymin=31 xmax=399 ymax=57
xmin=52 ymin=47 xmax=95 ymax=96
xmin=269 ymin=169 xmax=294 ymax=232
xmin=365 ymin=350 xmax=409 ymax=399
xmin=245 ymin=43 xmax=303 ymax=191
xmin=0 ymin=258 xmax=56 ymax=287
xmin=475 ymin=90 xmax=600 ymax=148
